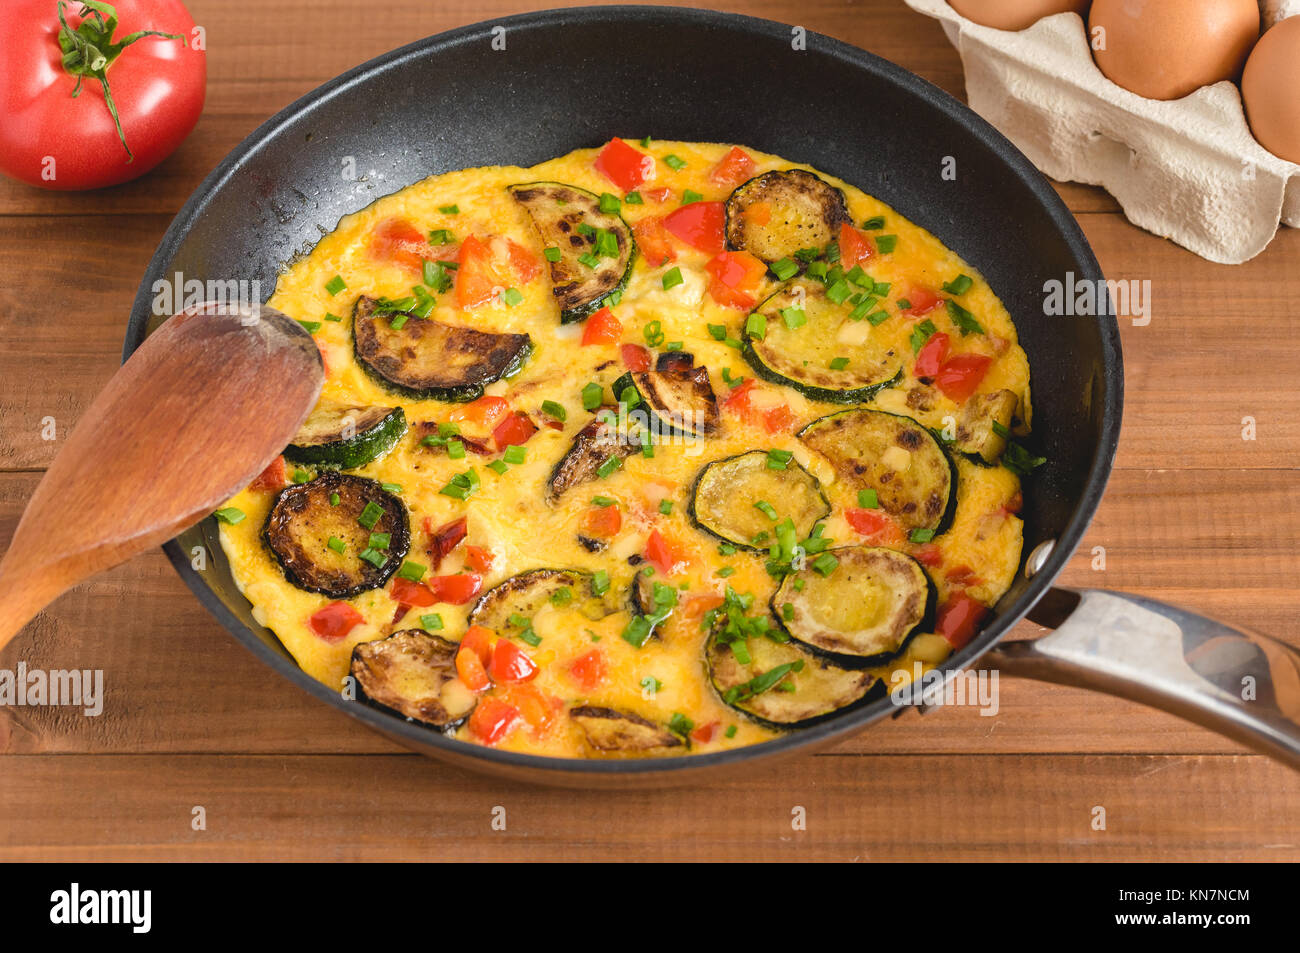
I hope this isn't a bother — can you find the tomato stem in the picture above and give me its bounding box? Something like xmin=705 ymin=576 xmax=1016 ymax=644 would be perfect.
xmin=55 ymin=0 xmax=185 ymax=162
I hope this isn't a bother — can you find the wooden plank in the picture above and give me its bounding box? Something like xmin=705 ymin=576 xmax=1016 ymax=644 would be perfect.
xmin=0 ymin=752 xmax=1292 ymax=861
xmin=0 ymin=467 xmax=1293 ymax=757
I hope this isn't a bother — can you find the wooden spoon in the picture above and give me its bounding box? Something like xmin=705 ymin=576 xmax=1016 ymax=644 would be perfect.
xmin=0 ymin=301 xmax=324 ymax=651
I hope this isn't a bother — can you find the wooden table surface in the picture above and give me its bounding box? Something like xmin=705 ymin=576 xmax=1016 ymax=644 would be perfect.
xmin=1 ymin=0 xmax=1297 ymax=862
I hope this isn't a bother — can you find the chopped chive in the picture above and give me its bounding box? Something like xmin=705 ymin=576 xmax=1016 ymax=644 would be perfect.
xmin=659 ymin=499 xmax=673 ymax=515
xmin=866 ymin=309 xmax=890 ymax=327
xmin=420 ymin=613 xmax=444 ymax=631
xmin=782 ymin=602 xmax=795 ymax=621
xmin=942 ymin=274 xmax=973 ymax=296
xmin=439 ymin=483 xmax=470 ymax=500
xmin=581 ymin=382 xmax=603 ymax=411
xmin=641 ymin=442 xmax=655 ymax=458
xmin=592 ymin=569 xmax=610 ymax=595
xmin=358 ymin=547 xmax=387 ymax=568
xmin=910 ymin=528 xmax=936 ymax=544
xmin=551 ymin=586 xmax=574 ymax=606
xmin=543 ymin=246 xmax=562 ymax=262
xmin=357 ymin=501 xmax=384 ymax=529
xmin=669 ymin=712 xmax=694 ymax=736
xmin=812 ymin=552 xmax=839 ymax=576
xmin=397 ymin=560 xmax=427 ymax=581
xmin=780 ymin=307 xmax=806 ymax=330
xmin=324 ymin=312 xmax=342 ymax=322
xmin=329 ymin=493 xmax=341 ymax=507
xmin=849 ymin=299 xmax=872 ymax=321
xmin=296 ymin=319 xmax=321 ymax=334
xmin=503 ymin=445 xmax=526 ymax=464
xmin=664 ymin=340 xmax=684 ymax=351
xmin=639 ymin=135 xmax=652 ymax=148
xmin=427 ymin=228 xmax=454 ymax=246
xmin=663 ymin=154 xmax=687 ymax=170
xmin=744 ymin=313 xmax=766 ymax=340
xmin=725 ymin=724 xmax=738 ymax=738
xmin=598 ymin=192 xmax=621 ymax=214
xmin=541 ymin=399 xmax=566 ymax=422
xmin=487 ymin=459 xmax=509 ymax=475
xmin=862 ymin=216 xmax=886 ymax=230
xmin=502 ymin=287 xmax=524 ymax=307
xmin=715 ymin=566 xmax=736 ymax=578
xmin=388 ymin=313 xmax=410 ymax=331
xmin=876 ymin=235 xmax=898 ymax=254
xmin=368 ymin=532 xmax=391 ymax=550
xmin=326 ymin=536 xmax=346 ymax=554
xmin=324 ymin=275 xmax=346 ymax=295
xmin=661 ymin=267 xmax=684 ymax=290
xmin=596 ymin=455 xmax=622 ymax=479
xmin=292 ymin=468 xmax=310 ymax=484
xmin=577 ymin=252 xmax=600 ymax=269
xmin=447 ymin=440 xmax=466 ymax=459
xmin=829 ymin=356 xmax=850 ymax=371
xmin=591 ymin=495 xmax=617 ymax=507
xmin=825 ymin=280 xmax=852 ymax=305
xmin=681 ymin=189 xmax=703 ymax=205
xmin=753 ymin=500 xmax=778 ymax=521
xmin=643 ymin=319 xmax=664 ymax=347
xmin=707 ymin=323 xmax=727 ymax=341
xmin=718 ymin=543 xmax=737 ymax=556
xmin=214 ymin=507 xmax=245 ymax=525
xmin=624 ymin=190 xmax=644 ymax=205
xmin=380 ymin=482 xmax=402 ymax=494
xmin=910 ymin=319 xmax=938 ymax=354
xmin=518 ymin=626 xmax=542 ymax=647
xmin=991 ymin=420 xmax=1011 ymax=438
xmin=857 ymin=488 xmax=879 ymax=508
xmin=845 ymin=265 xmax=872 ymax=289
xmin=438 ymin=203 xmax=460 ymax=215
xmin=946 ymin=299 xmax=985 ymax=335
xmin=766 ymin=448 xmax=793 ymax=470
xmin=770 ymin=258 xmax=799 ymax=281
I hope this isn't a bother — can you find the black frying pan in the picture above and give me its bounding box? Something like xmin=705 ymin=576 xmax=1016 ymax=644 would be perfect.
xmin=122 ymin=6 xmax=1300 ymax=785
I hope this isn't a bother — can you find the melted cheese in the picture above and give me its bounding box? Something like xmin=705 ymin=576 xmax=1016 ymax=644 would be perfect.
xmin=217 ymin=142 xmax=1030 ymax=758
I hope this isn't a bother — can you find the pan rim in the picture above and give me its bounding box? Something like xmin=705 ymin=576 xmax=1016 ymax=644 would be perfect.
xmin=127 ymin=4 xmax=1123 ymax=777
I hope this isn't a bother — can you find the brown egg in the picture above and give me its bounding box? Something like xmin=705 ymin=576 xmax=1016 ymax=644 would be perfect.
xmin=947 ymin=0 xmax=1089 ymax=31
xmin=1090 ymin=0 xmax=1259 ymax=100
xmin=1243 ymin=16 xmax=1300 ymax=164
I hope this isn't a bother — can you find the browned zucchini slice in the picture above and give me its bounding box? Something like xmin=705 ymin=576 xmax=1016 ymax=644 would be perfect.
xmin=350 ymin=630 xmax=477 ymax=729
xmin=773 ymin=545 xmax=933 ymax=659
xmin=706 ymin=630 xmax=875 ymax=728
xmin=612 ymin=351 xmax=720 ymax=440
xmin=352 ymin=295 xmax=532 ymax=401
xmin=469 ymin=568 xmax=622 ymax=631
xmin=508 ymin=181 xmax=636 ymax=323
xmin=724 ymin=169 xmax=851 ymax=264
xmin=799 ymin=408 xmax=956 ymax=533
xmin=744 ymin=280 xmax=903 ymax=403
xmin=284 ymin=399 xmax=406 ymax=469
xmin=264 ymin=471 xmax=410 ymax=597
xmin=569 ymin=706 xmax=684 ymax=752
xmin=954 ymin=389 xmax=1019 ymax=464
xmin=545 ymin=414 xmax=640 ymax=503
xmin=689 ymin=450 xmax=829 ymax=551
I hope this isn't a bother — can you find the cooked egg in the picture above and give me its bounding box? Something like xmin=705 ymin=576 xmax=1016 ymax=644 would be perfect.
xmin=1089 ymin=0 xmax=1259 ymax=101
xmin=947 ymin=0 xmax=1088 ymax=32
xmin=1242 ymin=15 xmax=1300 ymax=164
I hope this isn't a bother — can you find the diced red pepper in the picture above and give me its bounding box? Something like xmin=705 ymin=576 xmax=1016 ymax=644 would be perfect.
xmin=492 ymin=411 xmax=537 ymax=451
xmin=581 ymin=306 xmax=623 ymax=346
xmin=504 ymin=238 xmax=540 ymax=284
xmin=428 ymin=573 xmax=483 ymax=605
xmin=500 ymin=683 xmax=562 ymax=736
xmin=308 ymin=602 xmax=364 ymax=642
xmin=369 ymin=217 xmax=449 ymax=272
xmin=580 ymin=504 xmax=622 ymax=539
xmin=912 ymin=543 xmax=943 ymax=568
xmin=901 ymin=285 xmax=943 ymax=317
xmin=455 ymin=645 xmax=491 ymax=692
xmin=663 ymin=201 xmax=727 ymax=254
xmin=620 ymin=343 xmax=651 ymax=372
xmin=914 ymin=332 xmax=950 ymax=379
xmin=425 ymin=515 xmax=468 ymax=569
xmin=390 ymin=577 xmax=437 ymax=607
xmin=708 ymin=146 xmax=756 ymax=187
xmin=461 ymin=624 xmax=497 ymax=666
xmin=489 ymin=639 xmax=539 ymax=684
xmin=762 ymin=403 xmax=796 ymax=434
xmin=464 ymin=545 xmax=495 ymax=574
xmin=568 ymin=649 xmax=608 ymax=693
xmin=945 ymin=565 xmax=985 ymax=588
xmin=845 ymin=507 xmax=904 ymax=546
xmin=838 ymin=222 xmax=875 ymax=268
xmin=632 ymin=216 xmax=676 ymax=268
xmin=468 ymin=697 xmax=521 ymax=745
xmin=593 ymin=137 xmax=651 ymax=192
xmin=644 ymin=186 xmax=672 ymax=203
xmin=455 ymin=234 xmax=498 ymax=310
xmin=449 ymin=395 xmax=510 ymax=430
xmin=936 ymin=593 xmax=988 ymax=649
xmin=645 ymin=528 xmax=682 ymax=576
xmin=249 ymin=455 xmax=287 ymax=491
xmin=691 ymin=721 xmax=720 ymax=744
xmin=934 ymin=354 xmax=993 ymax=403
xmin=744 ymin=201 xmax=772 ymax=226
xmin=705 ymin=250 xmax=766 ymax=309
xmin=721 ymin=377 xmax=757 ymax=415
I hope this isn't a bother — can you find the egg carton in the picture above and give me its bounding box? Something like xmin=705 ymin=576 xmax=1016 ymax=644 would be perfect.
xmin=903 ymin=0 xmax=1300 ymax=263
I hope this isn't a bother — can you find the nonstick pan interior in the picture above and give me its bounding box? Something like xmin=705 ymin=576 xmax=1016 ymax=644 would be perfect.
xmin=124 ymin=6 xmax=1121 ymax=784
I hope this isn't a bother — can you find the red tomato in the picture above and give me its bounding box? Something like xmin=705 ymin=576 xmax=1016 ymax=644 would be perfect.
xmin=644 ymin=186 xmax=672 ymax=203
xmin=455 ymin=234 xmax=498 ymax=309
xmin=489 ymin=639 xmax=538 ymax=684
xmin=249 ymin=455 xmax=287 ymax=492
xmin=691 ymin=721 xmax=720 ymax=744
xmin=369 ymin=218 xmax=442 ymax=272
xmin=455 ymin=646 xmax=491 ymax=692
xmin=504 ymin=238 xmax=540 ymax=284
xmin=0 ymin=0 xmax=205 ymax=190
xmin=902 ymin=286 xmax=943 ymax=317
xmin=464 ymin=545 xmax=494 ymax=574
xmin=468 ymin=697 xmax=520 ymax=745
xmin=449 ymin=395 xmax=510 ymax=430
xmin=461 ymin=625 xmax=497 ymax=666
xmin=936 ymin=593 xmax=988 ymax=649
xmin=632 ymin=217 xmax=676 ymax=267
xmin=934 ymin=354 xmax=993 ymax=403
xmin=428 ymin=573 xmax=483 ymax=605
xmin=838 ymin=223 xmax=875 ymax=268
xmin=721 ymin=377 xmax=757 ymax=415
xmin=593 ymin=137 xmax=650 ymax=192
xmin=580 ymin=505 xmax=622 ymax=539
xmin=620 ymin=343 xmax=651 ymax=372
xmin=663 ymin=201 xmax=727 ymax=254
xmin=491 ymin=411 xmax=537 ymax=451
xmin=762 ymin=403 xmax=796 ymax=434
xmin=425 ymin=515 xmax=468 ymax=569
xmin=568 ymin=649 xmax=608 ymax=692
xmin=914 ymin=332 xmax=950 ymax=379
xmin=705 ymin=250 xmax=766 ymax=309
xmin=845 ymin=507 xmax=903 ymax=546
xmin=500 ymin=683 xmax=562 ymax=736
xmin=308 ymin=602 xmax=363 ymax=642
xmin=645 ymin=529 xmax=682 ymax=575
xmin=912 ymin=543 xmax=943 ymax=568
xmin=581 ymin=306 xmax=623 ymax=346
xmin=708 ymin=146 xmax=756 ymax=187
xmin=390 ymin=577 xmax=436 ymax=608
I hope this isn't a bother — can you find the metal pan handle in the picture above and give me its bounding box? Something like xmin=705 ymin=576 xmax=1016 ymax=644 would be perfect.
xmin=985 ymin=588 xmax=1300 ymax=770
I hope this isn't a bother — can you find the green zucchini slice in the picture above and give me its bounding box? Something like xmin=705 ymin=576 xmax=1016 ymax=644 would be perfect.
xmin=774 ymin=545 xmax=933 ymax=659
xmin=508 ymin=181 xmax=637 ymax=323
xmin=953 ymin=389 xmax=1019 ymax=465
xmin=351 ymin=631 xmax=478 ymax=730
xmin=546 ymin=415 xmax=640 ymax=504
xmin=744 ymin=281 xmax=903 ymax=403
xmin=613 ymin=351 xmax=720 ymax=440
xmin=569 ymin=706 xmax=684 ymax=752
xmin=284 ymin=400 xmax=406 ymax=469
xmin=264 ymin=471 xmax=410 ymax=598
xmin=724 ymin=169 xmax=851 ymax=264
xmin=689 ymin=450 xmax=829 ymax=551
xmin=706 ymin=630 xmax=876 ymax=728
xmin=469 ymin=568 xmax=622 ymax=631
xmin=800 ymin=409 xmax=956 ymax=533
xmin=352 ymin=295 xmax=532 ymax=401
